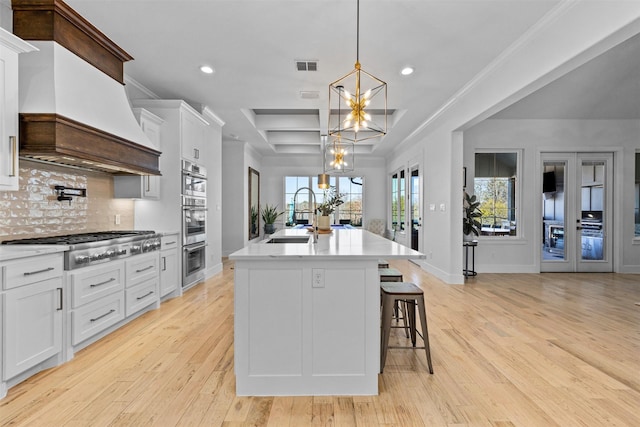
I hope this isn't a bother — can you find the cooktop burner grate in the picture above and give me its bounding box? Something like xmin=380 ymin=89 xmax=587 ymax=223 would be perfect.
xmin=2 ymin=230 xmax=156 ymax=245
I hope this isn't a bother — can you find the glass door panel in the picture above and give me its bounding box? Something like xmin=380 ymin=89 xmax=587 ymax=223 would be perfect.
xmin=410 ymin=167 xmax=420 ymax=250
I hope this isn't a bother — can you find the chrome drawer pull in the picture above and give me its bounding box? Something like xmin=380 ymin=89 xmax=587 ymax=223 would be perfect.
xmin=136 ymin=291 xmax=154 ymax=301
xmin=90 ymin=309 xmax=115 ymax=322
xmin=90 ymin=277 xmax=116 ymax=288
xmin=23 ymin=267 xmax=55 ymax=276
xmin=136 ymin=265 xmax=154 ymax=273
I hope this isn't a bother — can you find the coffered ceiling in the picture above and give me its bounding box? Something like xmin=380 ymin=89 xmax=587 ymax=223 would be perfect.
xmin=61 ymin=0 xmax=638 ymax=159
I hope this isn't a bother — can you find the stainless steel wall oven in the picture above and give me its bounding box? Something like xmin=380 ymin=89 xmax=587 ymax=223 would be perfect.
xmin=182 ymin=160 xmax=207 ymax=288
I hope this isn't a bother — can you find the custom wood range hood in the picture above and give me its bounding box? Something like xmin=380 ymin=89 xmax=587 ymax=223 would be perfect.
xmin=12 ymin=0 xmax=161 ymax=176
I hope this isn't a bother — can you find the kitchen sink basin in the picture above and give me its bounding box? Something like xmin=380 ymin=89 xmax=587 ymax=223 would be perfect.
xmin=265 ymin=236 xmax=310 ymax=244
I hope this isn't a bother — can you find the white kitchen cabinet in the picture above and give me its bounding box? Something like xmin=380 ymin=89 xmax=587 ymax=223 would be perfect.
xmin=581 ymin=164 xmax=605 ymax=186
xmin=2 ymin=253 xmax=64 ymax=382
xmin=68 ymin=260 xmax=125 ymax=346
xmin=114 ymin=108 xmax=164 ymax=199
xmin=125 ymin=252 xmax=159 ymax=316
xmin=0 ymin=29 xmax=36 ymax=191
xmin=160 ymin=233 xmax=179 ymax=298
xmin=181 ymin=109 xmax=207 ymax=163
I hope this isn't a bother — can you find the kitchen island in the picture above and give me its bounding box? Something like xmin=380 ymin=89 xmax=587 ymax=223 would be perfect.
xmin=229 ymin=228 xmax=424 ymax=396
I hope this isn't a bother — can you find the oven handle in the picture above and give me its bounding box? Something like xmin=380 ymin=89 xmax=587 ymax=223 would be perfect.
xmin=184 ymin=242 xmax=206 ymax=253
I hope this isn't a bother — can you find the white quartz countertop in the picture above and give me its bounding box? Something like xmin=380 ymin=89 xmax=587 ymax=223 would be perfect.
xmin=0 ymin=245 xmax=68 ymax=262
xmin=229 ymin=228 xmax=425 ymax=260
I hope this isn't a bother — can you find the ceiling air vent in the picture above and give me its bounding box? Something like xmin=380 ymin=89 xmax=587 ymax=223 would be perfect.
xmin=296 ymin=60 xmax=318 ymax=71
xmin=300 ymin=91 xmax=319 ymax=99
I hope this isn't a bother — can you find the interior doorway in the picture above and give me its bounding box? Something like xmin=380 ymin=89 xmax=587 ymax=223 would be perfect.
xmin=540 ymin=152 xmax=613 ymax=272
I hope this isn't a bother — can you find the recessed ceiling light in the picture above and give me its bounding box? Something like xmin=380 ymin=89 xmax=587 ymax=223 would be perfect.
xmin=200 ymin=65 xmax=215 ymax=74
xmin=401 ymin=66 xmax=414 ymax=76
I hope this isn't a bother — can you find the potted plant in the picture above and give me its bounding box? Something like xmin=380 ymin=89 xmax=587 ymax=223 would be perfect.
xmin=261 ymin=204 xmax=284 ymax=235
xmin=316 ymin=187 xmax=344 ymax=230
xmin=463 ymin=191 xmax=482 ymax=241
xmin=250 ymin=205 xmax=258 ymax=236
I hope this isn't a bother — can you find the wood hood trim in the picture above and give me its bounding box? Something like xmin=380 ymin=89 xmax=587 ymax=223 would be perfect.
xmin=19 ymin=113 xmax=161 ymax=176
xmin=12 ymin=0 xmax=132 ymax=84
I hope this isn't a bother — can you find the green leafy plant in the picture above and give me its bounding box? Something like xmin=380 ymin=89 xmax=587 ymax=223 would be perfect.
xmin=261 ymin=204 xmax=284 ymax=224
xmin=463 ymin=191 xmax=482 ymax=236
xmin=316 ymin=187 xmax=344 ymax=216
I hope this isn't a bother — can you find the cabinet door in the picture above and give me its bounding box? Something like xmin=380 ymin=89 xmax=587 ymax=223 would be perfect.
xmin=3 ymin=277 xmax=63 ymax=380
xmin=181 ymin=111 xmax=206 ymax=162
xmin=0 ymin=48 xmax=20 ymax=190
xmin=160 ymin=249 xmax=179 ymax=297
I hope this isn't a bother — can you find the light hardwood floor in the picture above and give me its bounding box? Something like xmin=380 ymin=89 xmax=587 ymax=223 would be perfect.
xmin=1 ymin=259 xmax=639 ymax=426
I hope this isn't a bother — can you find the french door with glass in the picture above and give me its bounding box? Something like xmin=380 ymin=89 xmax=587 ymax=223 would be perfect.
xmin=410 ymin=166 xmax=421 ymax=251
xmin=540 ymin=152 xmax=612 ymax=272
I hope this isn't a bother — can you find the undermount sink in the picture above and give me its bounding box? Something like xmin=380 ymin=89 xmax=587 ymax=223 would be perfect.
xmin=265 ymin=236 xmax=310 ymax=244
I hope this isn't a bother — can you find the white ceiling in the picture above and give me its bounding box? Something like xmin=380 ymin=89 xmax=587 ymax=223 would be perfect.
xmin=63 ymin=0 xmax=638 ymax=159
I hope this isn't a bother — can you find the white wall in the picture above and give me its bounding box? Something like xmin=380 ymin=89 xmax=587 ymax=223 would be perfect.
xmin=221 ymin=141 xmax=246 ymax=256
xmin=464 ymin=119 xmax=640 ymax=273
xmin=202 ymin=108 xmax=224 ymax=277
xmin=386 ymin=3 xmax=640 ymax=283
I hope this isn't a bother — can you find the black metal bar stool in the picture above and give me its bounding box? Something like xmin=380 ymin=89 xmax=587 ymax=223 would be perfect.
xmin=380 ymin=282 xmax=434 ymax=374
xmin=378 ymin=267 xmax=409 ymax=337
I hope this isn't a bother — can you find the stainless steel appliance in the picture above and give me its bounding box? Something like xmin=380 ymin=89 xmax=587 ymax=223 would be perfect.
xmin=181 ymin=161 xmax=207 ymax=288
xmin=580 ymin=211 xmax=603 ymax=260
xmin=2 ymin=231 xmax=161 ymax=270
xmin=183 ymin=241 xmax=206 ymax=287
xmin=182 ymin=160 xmax=207 ymax=198
xmin=183 ymin=196 xmax=207 ymax=245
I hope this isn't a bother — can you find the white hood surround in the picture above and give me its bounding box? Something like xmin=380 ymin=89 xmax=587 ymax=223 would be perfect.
xmin=12 ymin=0 xmax=160 ymax=175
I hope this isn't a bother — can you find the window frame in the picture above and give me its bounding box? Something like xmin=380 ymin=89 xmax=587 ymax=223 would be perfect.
xmin=472 ymin=149 xmax=522 ymax=239
xmin=284 ymin=175 xmax=364 ymax=227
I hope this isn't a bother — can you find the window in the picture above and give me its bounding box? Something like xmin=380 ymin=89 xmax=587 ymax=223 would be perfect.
xmin=635 ymin=152 xmax=640 ymax=237
xmin=474 ymin=152 xmax=518 ymax=236
xmin=285 ymin=175 xmax=364 ymax=226
xmin=391 ymin=170 xmax=405 ymax=231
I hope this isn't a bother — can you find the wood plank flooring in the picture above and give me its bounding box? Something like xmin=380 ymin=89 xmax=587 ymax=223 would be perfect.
xmin=1 ymin=259 xmax=639 ymax=426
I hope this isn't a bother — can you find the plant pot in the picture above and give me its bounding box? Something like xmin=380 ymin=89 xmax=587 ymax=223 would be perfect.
xmin=318 ymin=215 xmax=331 ymax=231
xmin=264 ymin=223 xmax=276 ymax=235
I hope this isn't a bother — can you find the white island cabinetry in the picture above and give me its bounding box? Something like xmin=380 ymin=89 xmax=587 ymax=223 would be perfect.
xmin=1 ymin=250 xmax=65 ymax=399
xmin=229 ymin=228 xmax=424 ymax=396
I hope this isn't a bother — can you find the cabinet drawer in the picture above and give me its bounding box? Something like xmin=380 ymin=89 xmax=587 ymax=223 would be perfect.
xmin=68 ymin=261 xmax=125 ymax=308
xmin=161 ymin=234 xmax=179 ymax=249
xmin=72 ymin=291 xmax=125 ymax=345
xmin=3 ymin=254 xmax=63 ymax=290
xmin=126 ymin=253 xmax=159 ymax=288
xmin=125 ymin=277 xmax=158 ymax=317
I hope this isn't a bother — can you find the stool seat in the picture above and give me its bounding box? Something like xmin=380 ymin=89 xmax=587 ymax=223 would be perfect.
xmin=381 ymin=282 xmax=423 ymax=295
xmin=378 ymin=259 xmax=389 ymax=269
xmin=379 ymin=268 xmax=403 ymax=281
xmin=380 ymin=282 xmax=434 ymax=374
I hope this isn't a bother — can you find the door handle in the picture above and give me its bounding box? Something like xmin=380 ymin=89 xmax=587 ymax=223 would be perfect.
xmin=576 ymin=226 xmax=583 ymax=230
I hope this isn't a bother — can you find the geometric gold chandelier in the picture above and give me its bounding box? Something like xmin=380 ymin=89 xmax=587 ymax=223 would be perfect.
xmin=328 ymin=0 xmax=387 ymax=144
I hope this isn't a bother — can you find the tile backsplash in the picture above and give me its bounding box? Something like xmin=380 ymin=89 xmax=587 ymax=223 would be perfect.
xmin=0 ymin=161 xmax=134 ymax=241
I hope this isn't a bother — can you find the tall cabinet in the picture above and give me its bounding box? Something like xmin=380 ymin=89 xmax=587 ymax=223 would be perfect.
xmin=0 ymin=28 xmax=36 ymax=191
xmin=129 ymin=100 xmax=209 ymax=288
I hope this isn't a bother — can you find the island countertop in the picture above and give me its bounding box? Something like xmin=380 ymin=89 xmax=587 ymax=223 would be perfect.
xmin=229 ymin=228 xmax=425 ymax=260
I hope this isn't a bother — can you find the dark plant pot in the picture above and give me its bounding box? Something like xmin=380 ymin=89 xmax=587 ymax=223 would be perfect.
xmin=264 ymin=223 xmax=276 ymax=235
